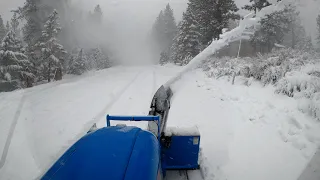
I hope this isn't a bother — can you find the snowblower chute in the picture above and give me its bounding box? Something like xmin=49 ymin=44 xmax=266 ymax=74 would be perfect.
xmin=41 ymin=86 xmax=201 ymax=180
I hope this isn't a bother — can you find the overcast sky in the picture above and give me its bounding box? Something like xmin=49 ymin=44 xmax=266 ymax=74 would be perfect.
xmin=0 ymin=0 xmax=319 ymax=40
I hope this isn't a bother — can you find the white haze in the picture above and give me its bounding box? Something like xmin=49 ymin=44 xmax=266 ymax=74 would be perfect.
xmin=0 ymin=0 xmax=319 ymax=64
xmin=0 ymin=0 xmax=25 ymax=20
xmin=70 ymin=0 xmax=188 ymax=65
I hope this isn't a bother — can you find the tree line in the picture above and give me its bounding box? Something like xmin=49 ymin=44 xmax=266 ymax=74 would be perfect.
xmin=0 ymin=0 xmax=112 ymax=91
xmin=151 ymin=0 xmax=317 ymax=66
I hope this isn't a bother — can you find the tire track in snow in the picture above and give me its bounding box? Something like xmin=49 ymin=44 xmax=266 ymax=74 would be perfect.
xmin=0 ymin=69 xmax=124 ymax=150
xmin=37 ymin=70 xmax=147 ymax=178
xmin=107 ymin=69 xmax=155 ymax=115
xmin=78 ymin=70 xmax=145 ymax=137
xmin=0 ymin=68 xmax=144 ymax=171
xmin=97 ymin=69 xmax=155 ymax=128
xmin=0 ymin=95 xmax=26 ymax=169
xmin=0 ymin=75 xmax=100 ymax=169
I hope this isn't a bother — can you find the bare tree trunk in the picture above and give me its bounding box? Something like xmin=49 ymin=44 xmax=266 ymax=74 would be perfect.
xmin=267 ymin=41 xmax=272 ymax=53
xmin=232 ymin=71 xmax=236 ymax=85
xmin=54 ymin=68 xmax=62 ymax=81
xmin=253 ymin=43 xmax=257 ymax=55
xmin=237 ymin=38 xmax=242 ymax=58
xmin=291 ymin=25 xmax=296 ymax=49
xmin=26 ymin=76 xmax=33 ymax=88
xmin=48 ymin=63 xmax=51 ymax=82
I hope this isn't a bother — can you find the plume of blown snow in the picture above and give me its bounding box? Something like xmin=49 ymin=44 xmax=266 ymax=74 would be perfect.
xmin=164 ymin=0 xmax=292 ymax=89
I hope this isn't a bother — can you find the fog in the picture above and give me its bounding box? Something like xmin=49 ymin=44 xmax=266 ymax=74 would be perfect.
xmin=0 ymin=0 xmax=319 ymax=64
xmin=70 ymin=0 xmax=188 ymax=65
xmin=0 ymin=0 xmax=25 ymax=20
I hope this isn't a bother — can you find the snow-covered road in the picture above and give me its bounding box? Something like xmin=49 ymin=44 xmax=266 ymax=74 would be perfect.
xmin=0 ymin=66 xmax=178 ymax=179
xmin=0 ymin=65 xmax=319 ymax=180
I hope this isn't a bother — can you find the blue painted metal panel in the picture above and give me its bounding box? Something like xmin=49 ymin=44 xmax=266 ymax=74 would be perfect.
xmin=124 ymin=130 xmax=160 ymax=180
xmin=164 ymin=135 xmax=200 ymax=170
xmin=107 ymin=115 xmax=160 ymax=121
xmin=41 ymin=126 xmax=160 ymax=180
xmin=107 ymin=115 xmax=160 ymax=140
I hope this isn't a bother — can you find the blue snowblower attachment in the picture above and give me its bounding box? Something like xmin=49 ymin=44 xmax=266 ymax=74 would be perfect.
xmin=41 ymin=86 xmax=201 ymax=180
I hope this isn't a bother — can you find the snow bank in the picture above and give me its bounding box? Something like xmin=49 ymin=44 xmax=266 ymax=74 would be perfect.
xmin=302 ymin=63 xmax=320 ymax=77
xmin=310 ymin=93 xmax=320 ymax=121
xmin=167 ymin=69 xmax=320 ymax=180
xmin=164 ymin=126 xmax=200 ymax=136
xmin=202 ymin=48 xmax=320 ymax=121
xmin=275 ymin=71 xmax=320 ymax=98
xmin=298 ymin=93 xmax=320 ymax=121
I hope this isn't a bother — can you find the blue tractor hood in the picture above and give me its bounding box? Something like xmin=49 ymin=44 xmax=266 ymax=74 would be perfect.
xmin=41 ymin=126 xmax=160 ymax=180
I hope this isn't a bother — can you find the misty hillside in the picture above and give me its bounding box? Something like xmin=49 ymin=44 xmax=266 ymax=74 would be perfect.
xmin=0 ymin=0 xmax=320 ymax=180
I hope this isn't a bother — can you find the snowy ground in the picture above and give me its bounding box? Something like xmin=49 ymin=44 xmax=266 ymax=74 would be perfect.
xmin=0 ymin=65 xmax=319 ymax=180
xmin=168 ymin=70 xmax=320 ymax=180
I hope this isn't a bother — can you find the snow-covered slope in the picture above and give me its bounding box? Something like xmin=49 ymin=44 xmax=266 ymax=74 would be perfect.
xmin=0 ymin=65 xmax=319 ymax=180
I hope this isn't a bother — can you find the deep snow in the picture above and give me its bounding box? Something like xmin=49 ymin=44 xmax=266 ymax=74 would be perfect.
xmin=0 ymin=65 xmax=319 ymax=180
xmin=167 ymin=70 xmax=320 ymax=180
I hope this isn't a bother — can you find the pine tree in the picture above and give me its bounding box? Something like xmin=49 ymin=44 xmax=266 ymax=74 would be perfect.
xmin=170 ymin=0 xmax=238 ymax=64
xmin=6 ymin=22 xmax=10 ymax=32
xmin=243 ymin=0 xmax=272 ymax=14
xmin=212 ymin=0 xmax=239 ymax=40
xmin=195 ymin=0 xmax=239 ymax=45
xmin=170 ymin=8 xmax=201 ymax=65
xmin=68 ymin=48 xmax=86 ymax=75
xmin=16 ymin=0 xmax=75 ymax=52
xmin=0 ymin=15 xmax=6 ymax=41
xmin=151 ymin=4 xmax=178 ymax=59
xmin=92 ymin=5 xmax=103 ymax=24
xmin=11 ymin=13 xmax=19 ymax=34
xmin=297 ymin=36 xmax=314 ymax=52
xmin=163 ymin=4 xmax=178 ymax=49
xmin=152 ymin=11 xmax=165 ymax=51
xmin=251 ymin=6 xmax=292 ymax=53
xmin=17 ymin=0 xmax=45 ymax=46
xmin=169 ymin=26 xmax=180 ymax=64
xmin=36 ymin=10 xmax=66 ymax=82
xmin=91 ymin=48 xmax=110 ymax=70
xmin=0 ymin=30 xmax=34 ymax=87
xmin=159 ymin=51 xmax=169 ymax=65
xmin=281 ymin=4 xmax=308 ymax=50
xmin=23 ymin=18 xmax=43 ymax=47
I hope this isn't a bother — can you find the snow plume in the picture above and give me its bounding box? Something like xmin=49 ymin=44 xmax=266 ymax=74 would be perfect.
xmin=164 ymin=0 xmax=291 ymax=89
